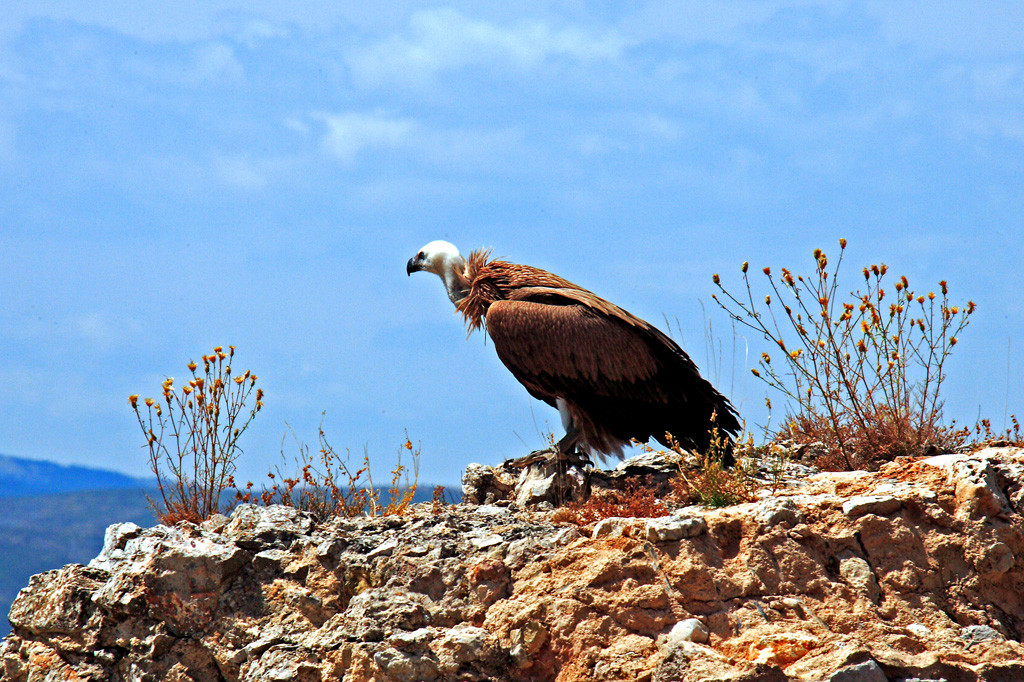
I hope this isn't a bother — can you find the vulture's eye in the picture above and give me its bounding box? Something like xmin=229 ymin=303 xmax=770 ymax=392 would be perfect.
xmin=417 ymin=251 xmax=426 ymax=260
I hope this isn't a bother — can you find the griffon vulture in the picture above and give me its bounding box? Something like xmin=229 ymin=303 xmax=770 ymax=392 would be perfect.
xmin=407 ymin=241 xmax=740 ymax=464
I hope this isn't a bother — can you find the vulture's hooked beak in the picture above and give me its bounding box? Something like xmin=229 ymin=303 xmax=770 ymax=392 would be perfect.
xmin=406 ymin=258 xmax=420 ymax=276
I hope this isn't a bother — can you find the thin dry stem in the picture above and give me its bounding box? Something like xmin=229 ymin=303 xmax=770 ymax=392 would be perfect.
xmin=236 ymin=420 xmax=420 ymax=520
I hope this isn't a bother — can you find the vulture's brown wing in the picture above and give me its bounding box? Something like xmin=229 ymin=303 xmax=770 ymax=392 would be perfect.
xmin=483 ymin=298 xmax=671 ymax=405
xmin=484 ymin=290 xmax=741 ymax=454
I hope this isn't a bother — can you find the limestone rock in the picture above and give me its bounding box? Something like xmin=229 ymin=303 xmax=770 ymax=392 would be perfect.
xmin=514 ymin=459 xmax=589 ymax=507
xmin=923 ymin=449 xmax=1016 ymax=519
xmin=464 ymin=449 xmax=684 ymax=509
xmin=662 ymin=618 xmax=710 ymax=646
xmin=430 ymin=622 xmax=503 ymax=676
xmin=840 ymin=556 xmax=881 ymax=604
xmin=646 ymin=513 xmax=707 ymax=542
xmin=4 ymin=447 xmax=1024 ymax=682
xmin=842 ymin=495 xmax=901 ymax=517
xmin=754 ymin=496 xmax=804 ymax=527
xmin=509 ymin=620 xmax=548 ymax=668
xmin=829 ymin=659 xmax=887 ymax=682
xmin=461 ymin=462 xmax=515 ymax=505
xmin=592 ymin=516 xmax=634 ymax=538
xmin=962 ymin=624 xmax=1004 ymax=642
xmin=8 ymin=565 xmax=108 ymax=638
xmin=222 ymin=503 xmax=315 ymax=548
xmin=89 ymin=521 xmax=143 ymax=571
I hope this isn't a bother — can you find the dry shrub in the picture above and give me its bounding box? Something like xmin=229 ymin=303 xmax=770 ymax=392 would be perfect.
xmin=668 ymin=462 xmax=756 ymax=508
xmin=971 ymin=415 xmax=1024 ymax=450
xmin=756 ymin=421 xmax=793 ymax=495
xmin=713 ymin=239 xmax=975 ymax=470
xmin=560 ymin=477 xmax=668 ymax=526
xmin=785 ymin=405 xmax=971 ymax=471
xmin=640 ymin=421 xmax=757 ymax=508
xmin=380 ymin=440 xmax=419 ymax=516
xmin=668 ymin=433 xmax=759 ymax=508
xmin=130 ymin=346 xmax=262 ymax=524
xmin=236 ymin=422 xmax=419 ymax=520
xmin=431 ymin=484 xmax=453 ymax=515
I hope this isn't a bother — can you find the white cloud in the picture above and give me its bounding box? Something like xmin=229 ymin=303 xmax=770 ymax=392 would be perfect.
xmin=313 ymin=110 xmax=417 ymax=163
xmin=620 ymin=1 xmax=756 ymax=44
xmin=125 ymin=41 xmax=244 ymax=87
xmin=213 ymin=154 xmax=302 ymax=191
xmin=349 ymin=8 xmax=624 ymax=85
xmin=865 ymin=0 xmax=1024 ymax=56
xmin=284 ymin=116 xmax=311 ymax=135
xmin=418 ymin=126 xmax=527 ymax=172
xmin=0 ymin=2 xmax=408 ymax=44
xmin=950 ymin=112 xmax=1024 ymax=145
xmin=621 ymin=1 xmax=1024 ymax=60
xmin=574 ymin=112 xmax=688 ymax=158
xmin=191 ymin=42 xmax=244 ymax=83
xmin=308 ymin=111 xmax=542 ymax=174
xmin=214 ymin=155 xmax=268 ymax=190
xmin=72 ymin=312 xmax=142 ymax=348
xmin=969 ymin=62 xmax=1024 ymax=101
xmin=636 ymin=113 xmax=685 ymax=142
xmin=237 ymin=19 xmax=289 ymax=48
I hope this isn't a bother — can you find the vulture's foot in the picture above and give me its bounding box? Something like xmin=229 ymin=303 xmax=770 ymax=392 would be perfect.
xmin=502 ymin=446 xmax=558 ymax=470
xmin=556 ymin=447 xmax=593 ymax=468
xmin=502 ymin=445 xmax=592 ymax=470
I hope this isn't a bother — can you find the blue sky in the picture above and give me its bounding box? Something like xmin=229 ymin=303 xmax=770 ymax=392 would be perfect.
xmin=1 ymin=2 xmax=1022 ymax=486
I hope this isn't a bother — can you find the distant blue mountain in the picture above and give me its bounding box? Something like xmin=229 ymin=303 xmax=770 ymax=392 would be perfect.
xmin=0 ymin=454 xmax=151 ymax=498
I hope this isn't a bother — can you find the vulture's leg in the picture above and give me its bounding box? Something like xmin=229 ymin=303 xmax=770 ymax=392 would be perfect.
xmin=553 ymin=398 xmax=592 ymax=466
xmin=503 ymin=398 xmax=591 ymax=469
xmin=554 ymin=430 xmax=592 ymax=467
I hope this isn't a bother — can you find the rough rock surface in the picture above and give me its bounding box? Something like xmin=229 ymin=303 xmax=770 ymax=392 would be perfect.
xmin=4 ymin=447 xmax=1024 ymax=681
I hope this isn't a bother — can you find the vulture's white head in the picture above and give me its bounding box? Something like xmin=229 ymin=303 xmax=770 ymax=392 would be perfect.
xmin=406 ymin=240 xmax=469 ymax=305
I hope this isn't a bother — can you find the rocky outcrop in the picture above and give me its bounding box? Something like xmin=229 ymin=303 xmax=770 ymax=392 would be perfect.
xmin=3 ymin=447 xmax=1024 ymax=681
